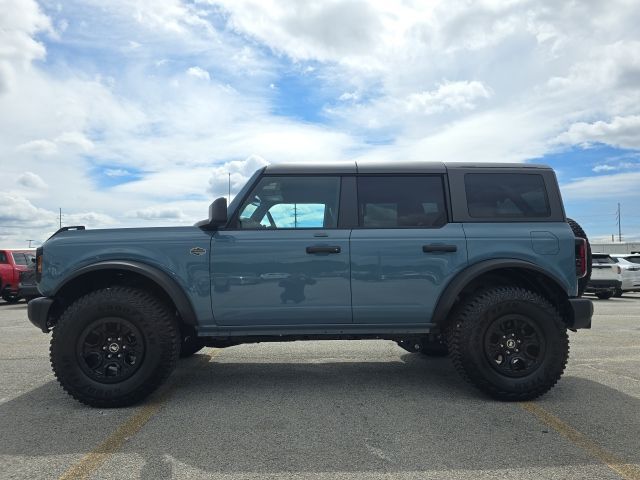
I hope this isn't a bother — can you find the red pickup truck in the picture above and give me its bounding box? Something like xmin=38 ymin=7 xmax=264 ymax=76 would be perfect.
xmin=0 ymin=249 xmax=36 ymax=303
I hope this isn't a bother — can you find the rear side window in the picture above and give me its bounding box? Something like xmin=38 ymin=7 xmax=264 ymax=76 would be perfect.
xmin=593 ymin=255 xmax=615 ymax=264
xmin=357 ymin=176 xmax=447 ymax=228
xmin=11 ymin=253 xmax=28 ymax=265
xmin=465 ymin=173 xmax=550 ymax=219
xmin=624 ymin=256 xmax=640 ymax=264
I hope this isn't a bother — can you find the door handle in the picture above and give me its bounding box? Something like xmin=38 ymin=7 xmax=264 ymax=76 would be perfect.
xmin=306 ymin=245 xmax=341 ymax=254
xmin=423 ymin=244 xmax=457 ymax=253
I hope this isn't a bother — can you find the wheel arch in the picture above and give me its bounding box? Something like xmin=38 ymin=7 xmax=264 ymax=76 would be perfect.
xmin=51 ymin=261 xmax=198 ymax=326
xmin=432 ymin=259 xmax=573 ymax=328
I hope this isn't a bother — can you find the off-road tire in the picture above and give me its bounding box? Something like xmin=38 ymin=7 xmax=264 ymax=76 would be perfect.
xmin=179 ymin=335 xmax=206 ymax=358
xmin=448 ymin=287 xmax=569 ymax=401
xmin=596 ymin=291 xmax=613 ymax=300
xmin=567 ymin=218 xmax=591 ymax=297
xmin=50 ymin=287 xmax=180 ymax=408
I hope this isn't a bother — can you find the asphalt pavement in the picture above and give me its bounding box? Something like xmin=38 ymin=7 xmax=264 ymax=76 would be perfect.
xmin=0 ymin=294 xmax=639 ymax=479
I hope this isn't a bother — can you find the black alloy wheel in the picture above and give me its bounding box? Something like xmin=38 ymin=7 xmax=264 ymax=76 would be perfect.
xmin=483 ymin=314 xmax=545 ymax=378
xmin=77 ymin=317 xmax=146 ymax=383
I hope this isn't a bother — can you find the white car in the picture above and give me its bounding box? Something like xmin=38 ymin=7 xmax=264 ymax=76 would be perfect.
xmin=610 ymin=254 xmax=640 ymax=296
xmin=587 ymin=254 xmax=622 ymax=300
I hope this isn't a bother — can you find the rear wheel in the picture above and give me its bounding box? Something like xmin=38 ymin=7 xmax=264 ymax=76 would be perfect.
xmin=613 ymin=289 xmax=623 ymax=298
xmin=448 ymin=287 xmax=569 ymax=401
xmin=50 ymin=287 xmax=180 ymax=408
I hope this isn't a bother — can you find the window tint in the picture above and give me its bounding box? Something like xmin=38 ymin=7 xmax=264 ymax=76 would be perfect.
xmin=593 ymin=255 xmax=615 ymax=264
xmin=12 ymin=253 xmax=28 ymax=265
xmin=237 ymin=176 xmax=340 ymax=229
xmin=465 ymin=173 xmax=550 ymax=218
xmin=625 ymin=256 xmax=640 ymax=264
xmin=0 ymin=251 xmax=7 ymax=263
xmin=357 ymin=176 xmax=447 ymax=228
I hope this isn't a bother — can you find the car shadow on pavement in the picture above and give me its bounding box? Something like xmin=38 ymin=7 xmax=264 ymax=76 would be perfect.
xmin=1 ymin=350 xmax=639 ymax=478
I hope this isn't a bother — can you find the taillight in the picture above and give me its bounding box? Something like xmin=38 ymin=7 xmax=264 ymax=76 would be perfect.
xmin=35 ymin=247 xmax=43 ymax=282
xmin=575 ymin=238 xmax=587 ymax=278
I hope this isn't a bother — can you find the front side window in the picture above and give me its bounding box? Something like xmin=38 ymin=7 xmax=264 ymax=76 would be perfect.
xmin=357 ymin=176 xmax=447 ymax=228
xmin=465 ymin=173 xmax=550 ymax=219
xmin=237 ymin=176 xmax=340 ymax=229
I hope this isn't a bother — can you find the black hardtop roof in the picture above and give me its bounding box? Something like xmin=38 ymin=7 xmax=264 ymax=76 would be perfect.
xmin=264 ymin=161 xmax=552 ymax=174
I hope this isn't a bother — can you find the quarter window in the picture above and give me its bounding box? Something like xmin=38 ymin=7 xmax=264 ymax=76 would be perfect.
xmin=357 ymin=176 xmax=447 ymax=228
xmin=237 ymin=176 xmax=340 ymax=229
xmin=465 ymin=173 xmax=550 ymax=219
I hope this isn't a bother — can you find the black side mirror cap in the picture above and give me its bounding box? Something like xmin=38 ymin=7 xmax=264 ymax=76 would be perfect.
xmin=195 ymin=197 xmax=228 ymax=230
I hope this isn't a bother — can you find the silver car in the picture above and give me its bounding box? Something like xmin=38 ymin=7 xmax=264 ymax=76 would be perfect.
xmin=611 ymin=254 xmax=640 ymax=297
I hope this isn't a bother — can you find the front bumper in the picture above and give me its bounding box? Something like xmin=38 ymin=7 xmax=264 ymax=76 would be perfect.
xmin=568 ymin=297 xmax=593 ymax=329
xmin=27 ymin=297 xmax=54 ymax=333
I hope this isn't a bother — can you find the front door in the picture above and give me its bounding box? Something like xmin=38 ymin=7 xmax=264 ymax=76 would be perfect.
xmin=211 ymin=175 xmax=351 ymax=326
xmin=350 ymin=175 xmax=468 ymax=324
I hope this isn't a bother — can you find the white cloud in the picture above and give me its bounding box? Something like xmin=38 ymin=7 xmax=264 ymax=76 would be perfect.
xmin=0 ymin=0 xmax=52 ymax=94
xmin=561 ymin=172 xmax=640 ymax=200
xmin=17 ymin=171 xmax=47 ymax=189
xmin=558 ymin=116 xmax=640 ymax=150
xmin=128 ymin=206 xmax=185 ymax=220
xmin=186 ymin=66 xmax=210 ymax=81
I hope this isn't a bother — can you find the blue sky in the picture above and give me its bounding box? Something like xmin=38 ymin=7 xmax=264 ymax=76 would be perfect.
xmin=1 ymin=0 xmax=640 ymax=245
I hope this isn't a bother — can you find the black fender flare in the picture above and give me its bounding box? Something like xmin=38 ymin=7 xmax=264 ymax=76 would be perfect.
xmin=431 ymin=259 xmax=570 ymax=327
xmin=53 ymin=260 xmax=198 ymax=325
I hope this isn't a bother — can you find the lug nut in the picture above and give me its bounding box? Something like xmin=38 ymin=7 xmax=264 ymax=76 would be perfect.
xmin=517 ymin=340 xmax=522 ymax=344
xmin=118 ymin=354 xmax=122 ymax=358
xmin=515 ymin=349 xmax=519 ymax=352
xmin=102 ymin=346 xmax=107 ymax=351
xmin=122 ymin=345 xmax=127 ymax=350
xmin=107 ymin=337 xmax=112 ymax=342
xmin=117 ymin=337 xmax=122 ymax=341
xmin=506 ymin=350 xmax=511 ymax=355
xmin=107 ymin=354 xmax=112 ymax=359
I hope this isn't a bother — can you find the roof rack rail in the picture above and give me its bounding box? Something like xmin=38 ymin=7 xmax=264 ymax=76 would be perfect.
xmin=48 ymin=225 xmax=86 ymax=240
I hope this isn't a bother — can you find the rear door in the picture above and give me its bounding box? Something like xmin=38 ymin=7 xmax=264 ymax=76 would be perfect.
xmin=350 ymin=174 xmax=467 ymax=324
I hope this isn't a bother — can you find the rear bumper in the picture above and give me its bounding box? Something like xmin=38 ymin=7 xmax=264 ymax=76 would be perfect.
xmin=27 ymin=297 xmax=54 ymax=333
xmin=585 ymin=279 xmax=621 ymax=293
xmin=568 ymin=297 xmax=593 ymax=329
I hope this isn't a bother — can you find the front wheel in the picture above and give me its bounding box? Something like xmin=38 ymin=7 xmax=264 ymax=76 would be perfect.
xmin=596 ymin=291 xmax=613 ymax=300
xmin=50 ymin=287 xmax=180 ymax=408
xmin=448 ymin=287 xmax=569 ymax=401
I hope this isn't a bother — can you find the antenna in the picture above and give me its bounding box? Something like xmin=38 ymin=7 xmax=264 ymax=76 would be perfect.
xmin=616 ymin=203 xmax=622 ymax=242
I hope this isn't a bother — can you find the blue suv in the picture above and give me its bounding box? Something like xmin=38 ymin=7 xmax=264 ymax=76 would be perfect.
xmin=28 ymin=162 xmax=593 ymax=407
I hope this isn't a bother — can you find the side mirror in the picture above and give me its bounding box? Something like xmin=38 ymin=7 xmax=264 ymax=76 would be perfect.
xmin=195 ymin=197 xmax=228 ymax=229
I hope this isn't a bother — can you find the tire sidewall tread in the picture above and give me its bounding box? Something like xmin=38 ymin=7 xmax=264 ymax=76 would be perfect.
xmin=50 ymin=287 xmax=180 ymax=408
xmin=448 ymin=287 xmax=569 ymax=401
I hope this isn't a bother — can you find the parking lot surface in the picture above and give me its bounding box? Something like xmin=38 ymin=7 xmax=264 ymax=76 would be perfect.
xmin=1 ymin=294 xmax=639 ymax=480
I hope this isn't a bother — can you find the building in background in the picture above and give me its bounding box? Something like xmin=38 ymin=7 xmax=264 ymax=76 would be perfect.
xmin=590 ymin=243 xmax=640 ymax=254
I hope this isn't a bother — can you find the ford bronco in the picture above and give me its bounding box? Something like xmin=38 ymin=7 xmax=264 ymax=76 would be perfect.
xmin=28 ymin=162 xmax=593 ymax=407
